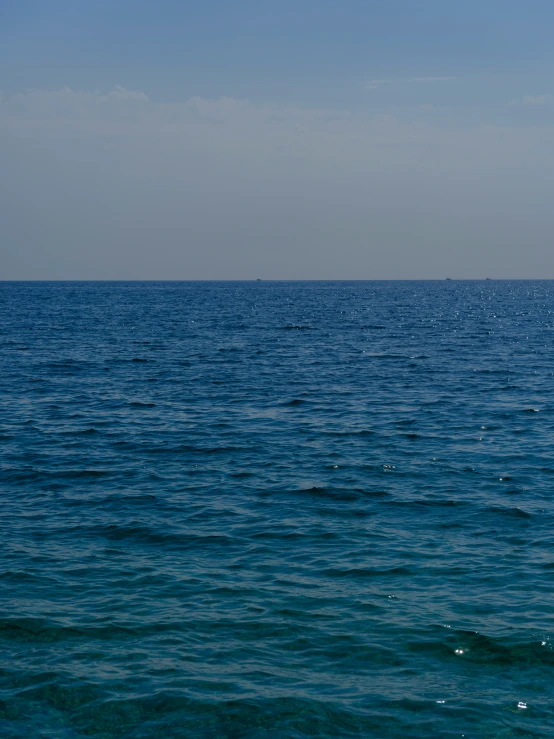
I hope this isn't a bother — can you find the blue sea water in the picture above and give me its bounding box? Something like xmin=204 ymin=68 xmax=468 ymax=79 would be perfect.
xmin=1 ymin=280 xmax=554 ymax=738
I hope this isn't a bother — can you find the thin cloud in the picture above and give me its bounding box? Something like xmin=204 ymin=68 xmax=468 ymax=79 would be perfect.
xmin=365 ymin=76 xmax=454 ymax=90
xmin=410 ymin=76 xmax=454 ymax=83
xmin=365 ymin=79 xmax=391 ymax=90
xmin=510 ymin=93 xmax=553 ymax=106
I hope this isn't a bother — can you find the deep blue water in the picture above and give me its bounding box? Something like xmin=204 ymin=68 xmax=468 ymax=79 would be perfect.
xmin=1 ymin=280 xmax=554 ymax=738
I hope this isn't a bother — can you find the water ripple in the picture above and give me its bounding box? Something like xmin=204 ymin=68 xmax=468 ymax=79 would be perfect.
xmin=1 ymin=280 xmax=554 ymax=737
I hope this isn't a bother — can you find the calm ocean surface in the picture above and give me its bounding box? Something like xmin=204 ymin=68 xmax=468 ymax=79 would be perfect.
xmin=1 ymin=280 xmax=554 ymax=738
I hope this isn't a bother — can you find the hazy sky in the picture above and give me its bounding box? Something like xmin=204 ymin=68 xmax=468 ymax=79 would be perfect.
xmin=2 ymin=0 xmax=554 ymax=279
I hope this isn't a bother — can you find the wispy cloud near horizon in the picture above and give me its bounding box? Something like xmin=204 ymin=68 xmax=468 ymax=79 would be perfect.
xmin=510 ymin=93 xmax=553 ymax=106
xmin=365 ymin=76 xmax=455 ymax=90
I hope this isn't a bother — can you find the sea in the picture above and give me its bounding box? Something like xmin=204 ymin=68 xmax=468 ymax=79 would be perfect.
xmin=1 ymin=280 xmax=553 ymax=738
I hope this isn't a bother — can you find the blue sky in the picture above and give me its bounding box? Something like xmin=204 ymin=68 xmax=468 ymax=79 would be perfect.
xmin=2 ymin=1 xmax=554 ymax=278
xmin=3 ymin=0 xmax=554 ymax=100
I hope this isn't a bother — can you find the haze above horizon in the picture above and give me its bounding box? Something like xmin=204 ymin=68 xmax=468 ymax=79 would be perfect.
xmin=2 ymin=0 xmax=554 ymax=280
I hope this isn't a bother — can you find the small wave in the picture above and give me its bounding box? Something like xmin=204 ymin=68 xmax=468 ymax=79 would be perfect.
xmin=3 ymin=467 xmax=111 ymax=482
xmin=320 ymin=428 xmax=374 ymax=437
xmin=414 ymin=628 xmax=554 ymax=668
xmin=483 ymin=505 xmax=533 ymax=519
xmin=42 ymin=360 xmax=79 ymax=368
xmin=292 ymin=486 xmax=363 ymax=502
xmin=323 ymin=566 xmax=413 ymax=578
xmin=0 ymin=616 xmax=136 ymax=644
xmin=11 ymin=691 xmax=416 ymax=738
xmin=76 ymin=523 xmax=237 ymax=549
xmin=143 ymin=444 xmax=244 ymax=455
xmin=472 ymin=368 xmax=516 ymax=375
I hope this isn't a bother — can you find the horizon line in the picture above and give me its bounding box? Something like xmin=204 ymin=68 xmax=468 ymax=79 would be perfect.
xmin=2 ymin=278 xmax=554 ymax=283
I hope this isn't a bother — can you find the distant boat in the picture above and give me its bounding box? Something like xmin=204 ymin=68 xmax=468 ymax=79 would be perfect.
xmin=446 ymin=277 xmax=452 ymax=281
xmin=486 ymin=277 xmax=492 ymax=281
xmin=256 ymin=278 xmax=262 ymax=282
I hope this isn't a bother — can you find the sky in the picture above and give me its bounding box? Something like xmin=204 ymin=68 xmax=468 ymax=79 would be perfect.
xmin=2 ymin=0 xmax=554 ymax=279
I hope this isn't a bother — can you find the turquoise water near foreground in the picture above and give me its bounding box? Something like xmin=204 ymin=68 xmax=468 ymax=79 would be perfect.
xmin=1 ymin=280 xmax=553 ymax=738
